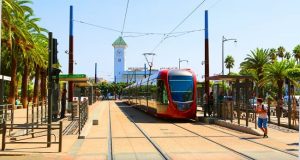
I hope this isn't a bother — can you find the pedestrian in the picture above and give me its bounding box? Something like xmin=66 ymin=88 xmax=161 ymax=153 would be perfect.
xmin=256 ymin=98 xmax=268 ymax=138
xmin=60 ymin=89 xmax=67 ymax=119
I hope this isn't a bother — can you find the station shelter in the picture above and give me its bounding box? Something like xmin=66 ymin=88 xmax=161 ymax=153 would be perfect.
xmin=55 ymin=74 xmax=97 ymax=118
xmin=198 ymin=75 xmax=255 ymax=127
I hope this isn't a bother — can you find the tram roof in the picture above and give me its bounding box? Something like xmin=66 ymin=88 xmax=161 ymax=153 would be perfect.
xmin=208 ymin=75 xmax=253 ymax=81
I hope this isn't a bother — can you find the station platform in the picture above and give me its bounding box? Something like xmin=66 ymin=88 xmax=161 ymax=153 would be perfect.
xmin=0 ymin=101 xmax=298 ymax=160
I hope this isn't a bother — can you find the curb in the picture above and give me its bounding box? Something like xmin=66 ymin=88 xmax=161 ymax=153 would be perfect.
xmin=214 ymin=120 xmax=262 ymax=136
xmin=198 ymin=117 xmax=262 ymax=136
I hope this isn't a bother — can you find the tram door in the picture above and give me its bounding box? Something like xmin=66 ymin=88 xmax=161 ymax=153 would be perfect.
xmin=157 ymin=80 xmax=168 ymax=113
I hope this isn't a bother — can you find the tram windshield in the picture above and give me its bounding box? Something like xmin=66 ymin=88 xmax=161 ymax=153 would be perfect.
xmin=169 ymin=76 xmax=193 ymax=102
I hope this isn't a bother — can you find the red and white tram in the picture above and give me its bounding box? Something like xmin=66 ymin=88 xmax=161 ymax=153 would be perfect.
xmin=123 ymin=69 xmax=197 ymax=119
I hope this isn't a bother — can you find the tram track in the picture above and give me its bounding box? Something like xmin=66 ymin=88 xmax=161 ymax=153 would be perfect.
xmin=116 ymin=102 xmax=298 ymax=159
xmin=119 ymin=102 xmax=254 ymax=159
xmin=108 ymin=101 xmax=170 ymax=160
xmin=171 ymin=123 xmax=256 ymax=160
xmin=107 ymin=101 xmax=113 ymax=160
xmin=120 ymin=105 xmax=171 ymax=160
xmin=199 ymin=123 xmax=298 ymax=158
xmin=170 ymin=121 xmax=299 ymax=159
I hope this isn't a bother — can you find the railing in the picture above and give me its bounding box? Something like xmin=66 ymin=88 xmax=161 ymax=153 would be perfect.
xmin=1 ymin=121 xmax=63 ymax=152
xmin=26 ymin=101 xmax=48 ymax=136
xmin=78 ymin=99 xmax=88 ymax=136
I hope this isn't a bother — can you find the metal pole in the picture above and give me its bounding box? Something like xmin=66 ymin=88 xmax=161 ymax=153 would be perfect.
xmin=95 ymin=63 xmax=97 ymax=84
xmin=179 ymin=58 xmax=181 ymax=69
xmin=47 ymin=32 xmax=53 ymax=147
xmin=68 ymin=5 xmax=74 ymax=113
xmin=59 ymin=121 xmax=63 ymax=152
xmin=144 ymin=64 xmax=146 ymax=78
xmin=222 ymin=36 xmax=224 ymax=75
xmin=204 ymin=10 xmax=209 ymax=117
xmin=26 ymin=103 xmax=29 ymax=134
xmin=2 ymin=121 xmax=6 ymax=151
xmin=31 ymin=103 xmax=34 ymax=137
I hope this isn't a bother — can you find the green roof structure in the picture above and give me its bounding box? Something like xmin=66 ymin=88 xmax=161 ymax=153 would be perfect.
xmin=112 ymin=36 xmax=127 ymax=47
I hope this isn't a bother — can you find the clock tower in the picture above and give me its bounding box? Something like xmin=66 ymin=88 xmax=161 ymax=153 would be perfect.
xmin=112 ymin=36 xmax=127 ymax=83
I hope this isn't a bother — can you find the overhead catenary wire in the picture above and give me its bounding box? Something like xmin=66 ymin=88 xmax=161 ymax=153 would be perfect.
xmin=208 ymin=0 xmax=223 ymax=10
xmin=73 ymin=19 xmax=203 ymax=38
xmin=151 ymin=0 xmax=207 ymax=52
xmin=121 ymin=0 xmax=130 ymax=36
xmin=73 ymin=19 xmax=121 ymax=33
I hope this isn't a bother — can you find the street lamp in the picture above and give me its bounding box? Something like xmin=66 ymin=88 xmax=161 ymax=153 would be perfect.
xmin=143 ymin=53 xmax=156 ymax=77
xmin=179 ymin=58 xmax=189 ymax=69
xmin=222 ymin=36 xmax=237 ymax=75
xmin=143 ymin=53 xmax=155 ymax=111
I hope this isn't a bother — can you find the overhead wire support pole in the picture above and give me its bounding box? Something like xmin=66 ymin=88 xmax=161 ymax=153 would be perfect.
xmin=204 ymin=10 xmax=209 ymax=118
xmin=47 ymin=32 xmax=53 ymax=147
xmin=68 ymin=6 xmax=74 ymax=116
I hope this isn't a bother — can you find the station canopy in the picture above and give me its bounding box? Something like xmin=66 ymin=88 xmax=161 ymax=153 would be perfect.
xmin=208 ymin=75 xmax=253 ymax=82
xmin=55 ymin=74 xmax=95 ymax=87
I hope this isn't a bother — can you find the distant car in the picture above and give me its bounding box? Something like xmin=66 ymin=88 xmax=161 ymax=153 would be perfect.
xmin=108 ymin=95 xmax=115 ymax=100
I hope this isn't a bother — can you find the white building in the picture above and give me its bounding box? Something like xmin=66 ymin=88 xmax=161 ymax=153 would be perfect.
xmin=112 ymin=37 xmax=158 ymax=83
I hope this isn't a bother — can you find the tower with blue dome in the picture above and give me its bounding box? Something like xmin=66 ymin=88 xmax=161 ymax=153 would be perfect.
xmin=112 ymin=36 xmax=127 ymax=83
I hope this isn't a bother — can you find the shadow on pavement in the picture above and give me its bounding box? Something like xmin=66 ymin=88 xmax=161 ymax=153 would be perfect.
xmin=287 ymin=142 xmax=298 ymax=146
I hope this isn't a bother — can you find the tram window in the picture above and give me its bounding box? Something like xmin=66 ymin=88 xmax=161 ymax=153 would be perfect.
xmin=157 ymin=80 xmax=168 ymax=104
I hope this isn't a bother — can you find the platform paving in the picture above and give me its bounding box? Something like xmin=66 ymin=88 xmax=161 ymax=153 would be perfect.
xmin=0 ymin=100 xmax=298 ymax=160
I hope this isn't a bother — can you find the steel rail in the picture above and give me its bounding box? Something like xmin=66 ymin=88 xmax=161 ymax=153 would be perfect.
xmin=118 ymin=103 xmax=170 ymax=160
xmin=172 ymin=123 xmax=255 ymax=160
xmin=199 ymin=123 xmax=298 ymax=157
xmin=107 ymin=101 xmax=113 ymax=160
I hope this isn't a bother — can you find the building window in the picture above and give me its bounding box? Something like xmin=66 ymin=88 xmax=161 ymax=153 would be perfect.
xmin=118 ymin=58 xmax=121 ymax=62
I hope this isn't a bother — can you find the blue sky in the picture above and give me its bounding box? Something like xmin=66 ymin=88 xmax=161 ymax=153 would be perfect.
xmin=31 ymin=0 xmax=300 ymax=81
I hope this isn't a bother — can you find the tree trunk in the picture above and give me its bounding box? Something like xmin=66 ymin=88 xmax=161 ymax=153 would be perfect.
xmin=8 ymin=55 xmax=17 ymax=107
xmin=21 ymin=60 xmax=29 ymax=108
xmin=276 ymin=80 xmax=284 ymax=125
xmin=33 ymin=65 xmax=40 ymax=104
xmin=257 ymin=68 xmax=264 ymax=98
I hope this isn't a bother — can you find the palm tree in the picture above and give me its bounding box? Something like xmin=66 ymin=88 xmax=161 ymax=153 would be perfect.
xmin=277 ymin=46 xmax=285 ymax=61
xmin=261 ymin=60 xmax=297 ymax=125
xmin=269 ymin=48 xmax=277 ymax=63
xmin=20 ymin=15 xmax=44 ymax=108
xmin=32 ymin=33 xmax=48 ymax=105
xmin=285 ymin=52 xmax=291 ymax=60
xmin=240 ymin=48 xmax=270 ymax=97
xmin=293 ymin=44 xmax=300 ymax=64
xmin=225 ymin=55 xmax=234 ymax=74
xmin=2 ymin=0 xmax=30 ymax=105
